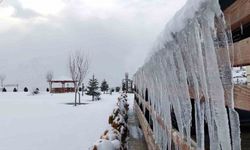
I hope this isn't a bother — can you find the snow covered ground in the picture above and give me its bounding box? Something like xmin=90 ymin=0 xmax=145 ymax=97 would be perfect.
xmin=233 ymin=67 xmax=247 ymax=84
xmin=0 ymin=92 xmax=133 ymax=150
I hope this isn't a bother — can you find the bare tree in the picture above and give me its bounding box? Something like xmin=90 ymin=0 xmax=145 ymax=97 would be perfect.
xmin=46 ymin=71 xmax=54 ymax=92
xmin=69 ymin=51 xmax=89 ymax=106
xmin=0 ymin=74 xmax=6 ymax=88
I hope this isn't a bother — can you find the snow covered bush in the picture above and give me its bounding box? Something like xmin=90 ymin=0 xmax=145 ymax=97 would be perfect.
xmin=31 ymin=88 xmax=39 ymax=95
xmin=91 ymin=139 xmax=117 ymax=150
xmin=111 ymin=113 xmax=126 ymax=130
xmin=2 ymin=87 xmax=7 ymax=92
xmin=117 ymin=97 xmax=129 ymax=112
xmin=100 ymin=129 xmax=121 ymax=141
xmin=90 ymin=93 xmax=129 ymax=150
xmin=13 ymin=88 xmax=17 ymax=92
xmin=24 ymin=87 xmax=28 ymax=92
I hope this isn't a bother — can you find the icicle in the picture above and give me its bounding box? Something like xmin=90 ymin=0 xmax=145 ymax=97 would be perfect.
xmin=240 ymin=23 xmax=244 ymax=35
xmin=133 ymin=0 xmax=241 ymax=150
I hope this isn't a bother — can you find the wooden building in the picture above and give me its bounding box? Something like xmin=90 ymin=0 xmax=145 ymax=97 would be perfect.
xmin=48 ymin=78 xmax=76 ymax=93
xmin=221 ymin=0 xmax=250 ymax=111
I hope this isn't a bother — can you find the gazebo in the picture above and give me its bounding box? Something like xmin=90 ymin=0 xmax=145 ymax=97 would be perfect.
xmin=48 ymin=77 xmax=77 ymax=93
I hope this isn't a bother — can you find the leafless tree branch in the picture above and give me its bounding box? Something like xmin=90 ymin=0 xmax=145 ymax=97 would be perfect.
xmin=0 ymin=74 xmax=6 ymax=87
xmin=46 ymin=71 xmax=54 ymax=92
xmin=46 ymin=71 xmax=54 ymax=82
xmin=69 ymin=50 xmax=89 ymax=106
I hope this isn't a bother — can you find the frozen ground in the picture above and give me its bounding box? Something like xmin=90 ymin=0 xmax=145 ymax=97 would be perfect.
xmin=233 ymin=67 xmax=247 ymax=84
xmin=0 ymin=92 xmax=133 ymax=150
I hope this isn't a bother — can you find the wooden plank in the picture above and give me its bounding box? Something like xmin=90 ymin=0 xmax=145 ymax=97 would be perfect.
xmin=135 ymin=93 xmax=197 ymax=150
xmin=188 ymin=84 xmax=250 ymax=111
xmin=224 ymin=0 xmax=250 ymax=31
xmin=247 ymin=66 xmax=250 ymax=84
xmin=231 ymin=37 xmax=250 ymax=67
xmin=234 ymin=85 xmax=250 ymax=111
xmin=135 ymin=84 xmax=250 ymax=150
xmin=134 ymin=102 xmax=160 ymax=150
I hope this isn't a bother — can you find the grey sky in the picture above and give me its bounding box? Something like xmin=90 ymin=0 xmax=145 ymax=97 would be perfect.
xmin=0 ymin=0 xmax=186 ymax=89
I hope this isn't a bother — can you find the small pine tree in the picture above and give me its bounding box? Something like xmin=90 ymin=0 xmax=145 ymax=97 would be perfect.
xmin=122 ymin=83 xmax=126 ymax=91
xmin=24 ymin=87 xmax=28 ymax=92
xmin=86 ymin=75 xmax=100 ymax=101
xmin=100 ymin=79 xmax=109 ymax=94
xmin=2 ymin=88 xmax=7 ymax=92
xmin=13 ymin=88 xmax=17 ymax=92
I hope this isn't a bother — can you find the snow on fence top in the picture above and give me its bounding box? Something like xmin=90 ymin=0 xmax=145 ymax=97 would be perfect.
xmin=134 ymin=0 xmax=241 ymax=150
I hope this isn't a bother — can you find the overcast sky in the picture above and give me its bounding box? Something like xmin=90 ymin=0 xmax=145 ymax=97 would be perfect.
xmin=0 ymin=0 xmax=186 ymax=89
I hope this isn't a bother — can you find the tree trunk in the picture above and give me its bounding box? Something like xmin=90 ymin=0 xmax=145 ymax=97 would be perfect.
xmin=92 ymin=95 xmax=94 ymax=101
xmin=49 ymin=83 xmax=52 ymax=93
xmin=78 ymin=92 xmax=81 ymax=104
xmin=82 ymin=83 xmax=84 ymax=96
xmin=74 ymin=91 xmax=77 ymax=106
xmin=74 ymin=85 xmax=78 ymax=106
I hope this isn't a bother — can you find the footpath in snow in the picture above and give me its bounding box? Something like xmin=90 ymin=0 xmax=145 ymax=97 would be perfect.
xmin=127 ymin=94 xmax=148 ymax=150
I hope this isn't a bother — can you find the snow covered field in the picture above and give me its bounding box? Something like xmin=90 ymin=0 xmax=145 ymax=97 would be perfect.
xmin=0 ymin=92 xmax=133 ymax=150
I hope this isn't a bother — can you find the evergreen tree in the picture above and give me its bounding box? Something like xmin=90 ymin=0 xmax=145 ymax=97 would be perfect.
xmin=24 ymin=87 xmax=28 ymax=92
xmin=2 ymin=87 xmax=6 ymax=92
xmin=86 ymin=75 xmax=100 ymax=101
xmin=13 ymin=88 xmax=17 ymax=92
xmin=100 ymin=79 xmax=109 ymax=94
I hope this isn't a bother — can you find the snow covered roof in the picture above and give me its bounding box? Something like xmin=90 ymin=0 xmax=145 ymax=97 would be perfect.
xmin=50 ymin=76 xmax=75 ymax=82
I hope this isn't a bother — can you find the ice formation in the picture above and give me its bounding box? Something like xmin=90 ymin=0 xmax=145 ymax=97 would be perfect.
xmin=134 ymin=0 xmax=241 ymax=150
